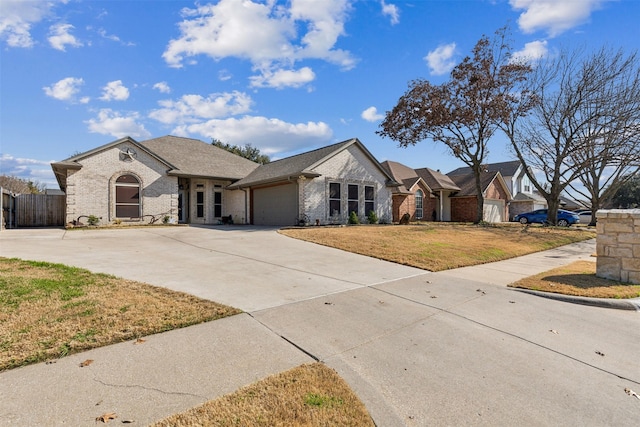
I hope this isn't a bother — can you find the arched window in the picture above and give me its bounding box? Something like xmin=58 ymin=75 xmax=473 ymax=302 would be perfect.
xmin=115 ymin=175 xmax=140 ymax=218
xmin=415 ymin=189 xmax=423 ymax=219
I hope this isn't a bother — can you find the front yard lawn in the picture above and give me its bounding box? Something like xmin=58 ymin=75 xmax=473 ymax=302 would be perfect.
xmin=509 ymin=260 xmax=640 ymax=299
xmin=280 ymin=223 xmax=596 ymax=271
xmin=0 ymin=257 xmax=241 ymax=371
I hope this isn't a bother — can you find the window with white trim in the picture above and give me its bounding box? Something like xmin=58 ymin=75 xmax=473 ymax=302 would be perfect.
xmin=415 ymin=189 xmax=424 ymax=219
xmin=329 ymin=182 xmax=341 ymax=216
xmin=348 ymin=184 xmax=359 ymax=215
xmin=115 ymin=174 xmax=140 ymax=218
xmin=364 ymin=185 xmax=375 ymax=215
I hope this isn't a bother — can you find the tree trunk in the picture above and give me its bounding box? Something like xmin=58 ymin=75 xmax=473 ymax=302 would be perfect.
xmin=473 ymin=165 xmax=485 ymax=224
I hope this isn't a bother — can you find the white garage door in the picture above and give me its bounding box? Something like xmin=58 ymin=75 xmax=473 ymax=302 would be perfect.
xmin=483 ymin=199 xmax=505 ymax=223
xmin=253 ymin=184 xmax=298 ymax=226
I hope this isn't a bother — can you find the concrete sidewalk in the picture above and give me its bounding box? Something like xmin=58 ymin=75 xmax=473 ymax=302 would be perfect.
xmin=1 ymin=234 xmax=639 ymax=426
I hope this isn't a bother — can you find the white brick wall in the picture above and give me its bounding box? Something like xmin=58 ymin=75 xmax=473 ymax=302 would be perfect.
xmin=302 ymin=144 xmax=392 ymax=224
xmin=65 ymin=143 xmax=177 ymax=225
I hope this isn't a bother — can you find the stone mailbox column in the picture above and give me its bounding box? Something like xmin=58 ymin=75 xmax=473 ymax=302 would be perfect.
xmin=596 ymin=209 xmax=640 ymax=284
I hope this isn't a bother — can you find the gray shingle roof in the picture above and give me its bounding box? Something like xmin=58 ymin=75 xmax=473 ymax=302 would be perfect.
xmin=415 ymin=167 xmax=460 ymax=191
xmin=140 ymin=135 xmax=259 ymax=180
xmin=447 ymin=170 xmax=502 ymax=197
xmin=229 ymin=138 xmax=394 ymax=189
xmin=448 ymin=160 xmax=521 ymax=177
xmin=380 ymin=161 xmax=422 ymax=193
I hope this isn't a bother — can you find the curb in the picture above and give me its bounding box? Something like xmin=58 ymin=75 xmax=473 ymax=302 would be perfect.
xmin=511 ymin=288 xmax=640 ymax=311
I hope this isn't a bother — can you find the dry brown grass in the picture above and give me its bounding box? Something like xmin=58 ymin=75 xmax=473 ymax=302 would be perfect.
xmin=509 ymin=260 xmax=640 ymax=299
xmin=152 ymin=362 xmax=375 ymax=427
xmin=280 ymin=223 xmax=596 ymax=271
xmin=0 ymin=257 xmax=241 ymax=371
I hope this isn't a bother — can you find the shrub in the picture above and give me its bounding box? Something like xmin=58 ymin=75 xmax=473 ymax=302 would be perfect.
xmin=87 ymin=215 xmax=99 ymax=226
xmin=348 ymin=211 xmax=360 ymax=224
xmin=367 ymin=210 xmax=378 ymax=224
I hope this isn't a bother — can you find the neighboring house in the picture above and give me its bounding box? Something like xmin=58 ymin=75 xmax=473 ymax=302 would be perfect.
xmin=51 ymin=135 xmax=259 ymax=226
xmin=228 ymin=138 xmax=397 ymax=225
xmin=446 ymin=169 xmax=512 ymax=223
xmin=449 ymin=161 xmax=546 ymax=220
xmin=51 ymin=136 xmax=396 ymax=227
xmin=381 ymin=161 xmax=460 ymax=222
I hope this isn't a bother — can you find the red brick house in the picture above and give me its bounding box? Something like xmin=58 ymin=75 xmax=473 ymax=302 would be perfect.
xmin=446 ymin=169 xmax=512 ymax=222
xmin=381 ymin=161 xmax=460 ymax=222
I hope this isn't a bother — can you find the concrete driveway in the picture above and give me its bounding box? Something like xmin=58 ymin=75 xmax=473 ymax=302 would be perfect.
xmin=0 ymin=225 xmax=425 ymax=312
xmin=1 ymin=226 xmax=638 ymax=426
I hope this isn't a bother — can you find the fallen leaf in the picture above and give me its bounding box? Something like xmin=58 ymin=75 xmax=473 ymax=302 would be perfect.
xmin=625 ymin=388 xmax=640 ymax=400
xmin=324 ymin=302 xmax=333 ymax=305
xmin=95 ymin=412 xmax=117 ymax=423
xmin=134 ymin=338 xmax=146 ymax=345
xmin=595 ymin=351 xmax=605 ymax=357
xmin=430 ymin=295 xmax=437 ymax=299
xmin=80 ymin=359 xmax=94 ymax=367
xmin=378 ymin=300 xmax=385 ymax=304
xmin=45 ymin=360 xmax=57 ymax=365
xmin=509 ymin=301 xmax=516 ymax=304
xmin=476 ymin=289 xmax=486 ymax=294
xmin=121 ymin=420 xmax=135 ymax=424
xmin=549 ymin=329 xmax=559 ymax=335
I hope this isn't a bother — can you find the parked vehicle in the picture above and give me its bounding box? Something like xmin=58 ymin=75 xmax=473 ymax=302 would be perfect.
xmin=513 ymin=209 xmax=580 ymax=227
xmin=576 ymin=209 xmax=594 ymax=225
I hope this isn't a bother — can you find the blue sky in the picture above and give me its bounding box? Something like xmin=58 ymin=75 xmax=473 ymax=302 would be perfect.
xmin=1 ymin=0 xmax=638 ymax=189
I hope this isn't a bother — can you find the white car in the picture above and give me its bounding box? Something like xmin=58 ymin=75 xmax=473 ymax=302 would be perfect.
xmin=576 ymin=210 xmax=594 ymax=225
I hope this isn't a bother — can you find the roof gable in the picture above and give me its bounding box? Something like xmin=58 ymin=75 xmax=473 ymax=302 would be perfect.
xmin=229 ymin=138 xmax=395 ymax=189
xmin=447 ymin=170 xmax=511 ymax=199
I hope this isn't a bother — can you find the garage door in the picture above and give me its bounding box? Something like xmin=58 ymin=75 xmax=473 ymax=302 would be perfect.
xmin=252 ymin=184 xmax=298 ymax=226
xmin=483 ymin=199 xmax=505 ymax=223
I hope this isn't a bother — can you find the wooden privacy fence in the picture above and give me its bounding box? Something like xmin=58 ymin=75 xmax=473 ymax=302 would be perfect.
xmin=16 ymin=194 xmax=65 ymax=227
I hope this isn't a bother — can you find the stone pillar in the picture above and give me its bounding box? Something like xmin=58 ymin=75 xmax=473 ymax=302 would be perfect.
xmin=596 ymin=209 xmax=640 ymax=284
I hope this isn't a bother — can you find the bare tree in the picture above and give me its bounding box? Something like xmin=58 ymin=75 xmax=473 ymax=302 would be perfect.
xmin=501 ymin=47 xmax=640 ymax=225
xmin=378 ymin=28 xmax=532 ymax=223
xmin=0 ymin=175 xmax=47 ymax=194
xmin=565 ymin=52 xmax=640 ymax=224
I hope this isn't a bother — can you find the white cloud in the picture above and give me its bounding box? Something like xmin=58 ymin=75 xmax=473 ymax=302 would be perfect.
xmin=381 ymin=1 xmax=400 ymax=25
xmin=86 ymin=109 xmax=151 ymax=139
xmin=250 ymin=67 xmax=315 ymax=89
xmin=510 ymin=0 xmax=607 ymax=37
xmin=0 ymin=0 xmax=54 ymax=48
xmin=48 ymin=23 xmax=82 ymax=51
xmin=162 ymin=0 xmax=355 ymax=88
xmin=361 ymin=106 xmax=384 ymax=122
xmin=0 ymin=154 xmax=57 ymax=188
xmin=43 ymin=77 xmax=85 ymax=102
xmin=153 ymin=82 xmax=171 ymax=94
xmin=218 ymin=69 xmax=232 ymax=81
xmin=149 ymin=91 xmax=253 ymax=125
xmin=511 ymin=40 xmax=548 ymax=63
xmin=100 ymin=80 xmax=130 ymax=101
xmin=424 ymin=42 xmax=457 ymax=75
xmin=176 ymin=116 xmax=333 ymax=155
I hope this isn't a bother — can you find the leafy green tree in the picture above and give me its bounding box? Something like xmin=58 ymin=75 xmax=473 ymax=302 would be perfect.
xmin=211 ymin=139 xmax=270 ymax=164
xmin=378 ymin=27 xmax=533 ymax=223
xmin=611 ymin=174 xmax=640 ymax=208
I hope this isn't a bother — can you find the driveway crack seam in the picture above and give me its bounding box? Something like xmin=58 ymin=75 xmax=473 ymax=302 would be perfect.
xmin=247 ymin=313 xmax=320 ymax=362
xmin=91 ymin=377 xmax=206 ymax=400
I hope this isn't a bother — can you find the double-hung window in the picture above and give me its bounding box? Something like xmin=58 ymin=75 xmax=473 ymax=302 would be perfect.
xmin=329 ymin=182 xmax=341 ymax=216
xmin=348 ymin=184 xmax=359 ymax=215
xmin=115 ymin=175 xmax=140 ymax=218
xmin=364 ymin=186 xmax=374 ymax=215
xmin=415 ymin=189 xmax=424 ymax=219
